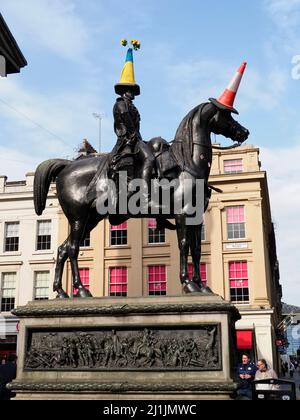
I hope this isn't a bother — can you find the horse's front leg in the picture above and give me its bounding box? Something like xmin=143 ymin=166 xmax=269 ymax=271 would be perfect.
xmin=176 ymin=215 xmax=201 ymax=294
xmin=190 ymin=224 xmax=214 ymax=295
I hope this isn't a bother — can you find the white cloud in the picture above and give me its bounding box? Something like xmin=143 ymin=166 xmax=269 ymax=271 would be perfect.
xmin=165 ymin=59 xmax=289 ymax=115
xmin=264 ymin=0 xmax=300 ymax=54
xmin=1 ymin=0 xmax=90 ymax=62
xmin=0 ymin=77 xmax=114 ymax=181
xmin=0 ymin=146 xmax=38 ymax=181
xmin=265 ymin=0 xmax=300 ymax=29
xmin=261 ymin=145 xmax=300 ymax=305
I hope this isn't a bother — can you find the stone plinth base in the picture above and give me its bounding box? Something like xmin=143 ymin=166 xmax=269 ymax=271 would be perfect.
xmin=10 ymin=295 xmax=240 ymax=400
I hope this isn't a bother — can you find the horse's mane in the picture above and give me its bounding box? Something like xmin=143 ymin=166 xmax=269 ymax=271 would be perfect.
xmin=171 ymin=104 xmax=204 ymax=171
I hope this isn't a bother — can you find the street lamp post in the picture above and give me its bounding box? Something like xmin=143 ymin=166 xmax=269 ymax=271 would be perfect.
xmin=93 ymin=113 xmax=104 ymax=153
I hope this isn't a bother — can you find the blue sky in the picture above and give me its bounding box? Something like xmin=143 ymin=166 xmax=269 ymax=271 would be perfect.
xmin=1 ymin=0 xmax=300 ymax=305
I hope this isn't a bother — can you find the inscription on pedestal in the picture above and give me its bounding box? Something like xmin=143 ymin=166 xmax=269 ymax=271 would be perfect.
xmin=24 ymin=326 xmax=221 ymax=371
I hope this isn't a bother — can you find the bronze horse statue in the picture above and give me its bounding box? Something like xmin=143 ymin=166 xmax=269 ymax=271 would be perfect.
xmin=34 ymin=101 xmax=249 ymax=299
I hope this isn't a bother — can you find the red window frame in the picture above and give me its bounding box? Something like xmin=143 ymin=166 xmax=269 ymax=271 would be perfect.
xmin=224 ymin=159 xmax=243 ymax=174
xmin=148 ymin=219 xmax=166 ymax=244
xmin=148 ymin=265 xmax=167 ymax=296
xmin=73 ymin=268 xmax=90 ymax=295
xmin=227 ymin=207 xmax=245 ymax=224
xmin=109 ymin=267 xmax=128 ymax=297
xmin=110 ymin=223 xmax=128 ymax=246
xmin=229 ymin=262 xmax=249 ymax=304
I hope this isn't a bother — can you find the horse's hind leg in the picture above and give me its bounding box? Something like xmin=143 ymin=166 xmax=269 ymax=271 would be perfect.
xmin=68 ymin=219 xmax=93 ymax=298
xmin=53 ymin=239 xmax=70 ymax=299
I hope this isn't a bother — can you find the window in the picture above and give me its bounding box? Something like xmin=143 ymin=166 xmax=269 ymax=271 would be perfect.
xmin=1 ymin=273 xmax=16 ymax=312
xmin=109 ymin=268 xmax=128 ymax=297
xmin=148 ymin=219 xmax=165 ymax=244
xmin=229 ymin=262 xmax=249 ymax=304
xmin=227 ymin=206 xmax=245 ymax=240
xmin=36 ymin=220 xmax=52 ymax=250
xmin=224 ymin=159 xmax=243 ymax=174
xmin=148 ymin=266 xmax=167 ymax=296
xmin=34 ymin=272 xmax=50 ymax=301
xmin=80 ymin=232 xmax=91 ymax=248
xmin=110 ymin=223 xmax=128 ymax=246
xmin=73 ymin=268 xmax=90 ymax=296
xmin=4 ymin=222 xmax=19 ymax=252
xmin=188 ymin=263 xmax=207 ymax=286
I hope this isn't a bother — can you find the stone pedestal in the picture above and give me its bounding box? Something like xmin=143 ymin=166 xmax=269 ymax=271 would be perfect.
xmin=10 ymin=295 xmax=240 ymax=400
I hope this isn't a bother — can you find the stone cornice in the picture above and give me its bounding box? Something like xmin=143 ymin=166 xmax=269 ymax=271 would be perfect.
xmin=12 ymin=301 xmax=241 ymax=321
xmin=8 ymin=381 xmax=237 ymax=394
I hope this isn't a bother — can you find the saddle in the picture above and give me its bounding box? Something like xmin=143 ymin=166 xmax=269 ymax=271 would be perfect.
xmin=109 ymin=138 xmax=179 ymax=182
xmin=86 ymin=138 xmax=180 ymax=205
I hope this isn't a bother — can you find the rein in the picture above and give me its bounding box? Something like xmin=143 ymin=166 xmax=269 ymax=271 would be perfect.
xmin=211 ymin=143 xmax=243 ymax=151
xmin=170 ymin=103 xmax=243 ymax=151
xmin=171 ymin=140 xmax=242 ymax=150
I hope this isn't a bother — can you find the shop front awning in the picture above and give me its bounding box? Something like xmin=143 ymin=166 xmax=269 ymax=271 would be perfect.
xmin=237 ymin=330 xmax=253 ymax=350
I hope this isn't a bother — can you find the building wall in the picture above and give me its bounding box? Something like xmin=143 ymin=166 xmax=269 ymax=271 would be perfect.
xmin=0 ymin=173 xmax=59 ymax=357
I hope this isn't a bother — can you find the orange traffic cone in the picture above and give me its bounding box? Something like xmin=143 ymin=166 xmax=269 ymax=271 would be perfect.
xmin=210 ymin=62 xmax=247 ymax=114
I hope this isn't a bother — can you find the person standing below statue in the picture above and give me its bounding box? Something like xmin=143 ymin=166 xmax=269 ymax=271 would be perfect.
xmin=111 ymin=40 xmax=155 ymax=204
xmin=237 ymin=354 xmax=257 ymax=399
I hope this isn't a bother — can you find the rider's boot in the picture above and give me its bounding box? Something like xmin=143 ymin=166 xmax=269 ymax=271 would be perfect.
xmin=142 ymin=159 xmax=155 ymax=208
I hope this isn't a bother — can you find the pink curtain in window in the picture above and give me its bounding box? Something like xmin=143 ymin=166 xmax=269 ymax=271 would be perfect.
xmin=73 ymin=268 xmax=90 ymax=294
xmin=230 ymin=280 xmax=249 ymax=288
xmin=188 ymin=263 xmax=207 ymax=285
xmin=229 ymin=262 xmax=248 ymax=278
xmin=227 ymin=207 xmax=245 ymax=223
xmin=110 ymin=268 xmax=127 ymax=293
xmin=148 ymin=219 xmax=157 ymax=229
xmin=224 ymin=160 xmax=243 ymax=172
xmin=148 ymin=266 xmax=166 ymax=292
xmin=229 ymin=262 xmax=248 ymax=287
xmin=110 ymin=223 xmax=128 ymax=231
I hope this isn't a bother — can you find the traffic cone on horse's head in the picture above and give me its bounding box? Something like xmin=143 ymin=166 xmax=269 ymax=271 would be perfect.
xmin=115 ymin=48 xmax=140 ymax=96
xmin=209 ymin=62 xmax=247 ymax=114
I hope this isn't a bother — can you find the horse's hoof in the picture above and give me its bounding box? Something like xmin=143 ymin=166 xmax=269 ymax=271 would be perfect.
xmin=55 ymin=290 xmax=70 ymax=299
xmin=199 ymin=285 xmax=214 ymax=295
xmin=73 ymin=287 xmax=93 ymax=298
xmin=182 ymin=281 xmax=202 ymax=294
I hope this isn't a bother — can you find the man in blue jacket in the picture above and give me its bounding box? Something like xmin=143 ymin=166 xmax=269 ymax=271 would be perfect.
xmin=237 ymin=354 xmax=257 ymax=399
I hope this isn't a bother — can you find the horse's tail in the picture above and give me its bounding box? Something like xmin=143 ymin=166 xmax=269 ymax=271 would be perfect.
xmin=34 ymin=159 xmax=71 ymax=216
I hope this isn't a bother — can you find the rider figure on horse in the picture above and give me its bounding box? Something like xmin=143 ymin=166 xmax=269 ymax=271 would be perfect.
xmin=111 ymin=45 xmax=155 ymax=203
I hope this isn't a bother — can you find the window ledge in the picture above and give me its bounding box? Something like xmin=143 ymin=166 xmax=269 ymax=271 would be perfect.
xmin=0 ymin=252 xmax=22 ymax=257
xmin=146 ymin=243 xmax=170 ymax=247
xmin=224 ymin=239 xmax=250 ymax=243
xmin=105 ymin=246 xmax=132 ymax=250
xmin=32 ymin=251 xmax=54 ymax=256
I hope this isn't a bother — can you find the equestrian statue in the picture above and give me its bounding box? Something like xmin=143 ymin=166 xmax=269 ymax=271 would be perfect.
xmin=34 ymin=41 xmax=250 ymax=299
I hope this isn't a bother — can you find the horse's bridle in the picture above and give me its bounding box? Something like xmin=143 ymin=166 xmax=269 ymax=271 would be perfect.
xmin=171 ymin=103 xmax=244 ymax=151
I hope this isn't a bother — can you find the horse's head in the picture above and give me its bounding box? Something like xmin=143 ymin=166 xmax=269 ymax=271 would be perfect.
xmin=208 ymin=103 xmax=250 ymax=144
